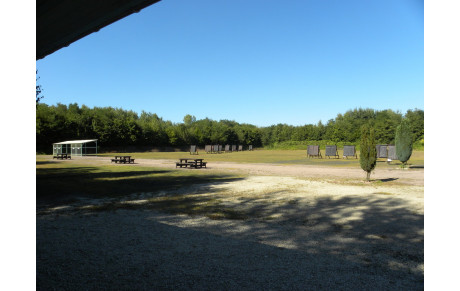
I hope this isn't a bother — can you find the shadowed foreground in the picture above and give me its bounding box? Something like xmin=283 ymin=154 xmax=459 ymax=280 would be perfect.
xmin=36 ymin=160 xmax=423 ymax=290
xmin=37 ymin=200 xmax=423 ymax=290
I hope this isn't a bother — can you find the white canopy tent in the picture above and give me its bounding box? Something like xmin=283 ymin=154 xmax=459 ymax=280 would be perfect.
xmin=53 ymin=139 xmax=98 ymax=156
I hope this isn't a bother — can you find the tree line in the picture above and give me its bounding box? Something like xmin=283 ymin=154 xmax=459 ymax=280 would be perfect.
xmin=36 ymin=103 xmax=423 ymax=153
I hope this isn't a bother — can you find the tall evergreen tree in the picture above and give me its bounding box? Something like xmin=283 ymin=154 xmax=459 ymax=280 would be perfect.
xmin=359 ymin=125 xmax=377 ymax=181
xmin=395 ymin=119 xmax=413 ymax=167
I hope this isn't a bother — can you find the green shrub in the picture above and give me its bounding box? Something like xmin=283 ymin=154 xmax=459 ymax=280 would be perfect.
xmin=359 ymin=125 xmax=377 ymax=181
xmin=395 ymin=119 xmax=413 ymax=166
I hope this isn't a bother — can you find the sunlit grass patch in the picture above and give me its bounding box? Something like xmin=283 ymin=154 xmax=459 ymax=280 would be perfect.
xmin=95 ymin=149 xmax=424 ymax=168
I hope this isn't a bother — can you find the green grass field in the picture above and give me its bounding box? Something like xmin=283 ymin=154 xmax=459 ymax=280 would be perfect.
xmin=36 ymin=158 xmax=248 ymax=218
xmin=36 ymin=160 xmax=241 ymax=199
xmin=95 ymin=149 xmax=424 ymax=168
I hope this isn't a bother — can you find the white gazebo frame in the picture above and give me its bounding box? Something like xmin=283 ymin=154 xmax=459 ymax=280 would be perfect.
xmin=52 ymin=139 xmax=98 ymax=156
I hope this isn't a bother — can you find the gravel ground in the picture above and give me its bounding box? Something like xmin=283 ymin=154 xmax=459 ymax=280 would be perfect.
xmin=37 ymin=157 xmax=424 ymax=290
xmin=37 ymin=209 xmax=423 ymax=290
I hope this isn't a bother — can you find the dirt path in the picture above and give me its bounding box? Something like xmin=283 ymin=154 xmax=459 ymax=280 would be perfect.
xmin=133 ymin=158 xmax=423 ymax=186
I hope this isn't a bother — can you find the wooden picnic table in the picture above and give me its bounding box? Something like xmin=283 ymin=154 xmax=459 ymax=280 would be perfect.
xmin=53 ymin=153 xmax=71 ymax=159
xmin=176 ymin=158 xmax=207 ymax=169
xmin=111 ymin=156 xmax=135 ymax=164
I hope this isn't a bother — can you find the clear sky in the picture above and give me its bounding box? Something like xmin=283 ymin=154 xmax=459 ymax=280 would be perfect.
xmin=36 ymin=0 xmax=424 ymax=127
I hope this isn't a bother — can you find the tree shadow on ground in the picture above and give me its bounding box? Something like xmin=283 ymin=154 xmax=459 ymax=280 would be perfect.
xmin=36 ymin=161 xmax=60 ymax=165
xmin=377 ymin=178 xmax=398 ymax=183
xmin=36 ymin=166 xmax=244 ymax=208
xmin=37 ymin=192 xmax=424 ymax=290
xmin=197 ymin=193 xmax=424 ymax=288
xmin=409 ymin=165 xmax=424 ymax=169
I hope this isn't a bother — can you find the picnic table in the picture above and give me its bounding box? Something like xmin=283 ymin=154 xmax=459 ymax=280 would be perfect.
xmin=176 ymin=158 xmax=207 ymax=169
xmin=53 ymin=153 xmax=71 ymax=159
xmin=111 ymin=156 xmax=135 ymax=164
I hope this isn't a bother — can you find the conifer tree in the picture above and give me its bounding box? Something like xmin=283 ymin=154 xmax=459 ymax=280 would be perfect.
xmin=359 ymin=125 xmax=377 ymax=181
xmin=395 ymin=119 xmax=413 ymax=167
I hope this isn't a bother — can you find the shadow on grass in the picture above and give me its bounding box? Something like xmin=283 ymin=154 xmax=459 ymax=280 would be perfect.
xmin=378 ymin=178 xmax=398 ymax=183
xmin=409 ymin=165 xmax=424 ymax=169
xmin=36 ymin=166 xmax=244 ymax=207
xmin=36 ymin=161 xmax=60 ymax=165
xmin=37 ymin=167 xmax=170 ymax=179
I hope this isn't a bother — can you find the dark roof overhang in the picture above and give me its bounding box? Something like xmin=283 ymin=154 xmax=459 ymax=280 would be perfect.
xmin=37 ymin=0 xmax=161 ymax=60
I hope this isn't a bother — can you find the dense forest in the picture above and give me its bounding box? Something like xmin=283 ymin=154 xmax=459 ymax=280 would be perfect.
xmin=36 ymin=103 xmax=424 ymax=153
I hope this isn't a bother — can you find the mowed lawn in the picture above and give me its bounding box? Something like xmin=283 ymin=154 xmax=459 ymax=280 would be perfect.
xmin=36 ymin=158 xmax=243 ymax=201
xmin=96 ymin=149 xmax=424 ymax=168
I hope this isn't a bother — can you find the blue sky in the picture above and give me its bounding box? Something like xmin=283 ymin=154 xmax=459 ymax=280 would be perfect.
xmin=36 ymin=0 xmax=424 ymax=127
